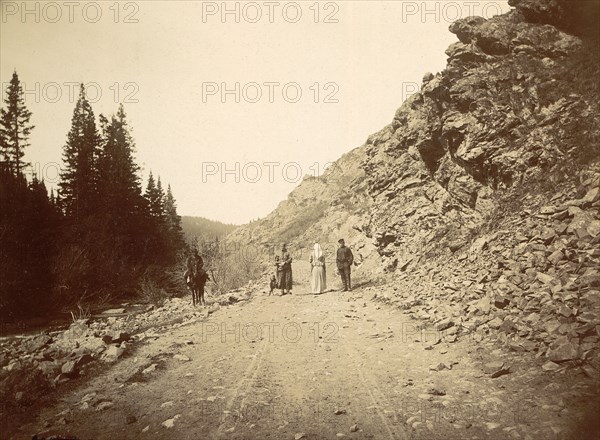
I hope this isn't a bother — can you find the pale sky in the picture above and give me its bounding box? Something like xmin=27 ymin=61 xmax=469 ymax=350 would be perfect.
xmin=1 ymin=1 xmax=510 ymax=224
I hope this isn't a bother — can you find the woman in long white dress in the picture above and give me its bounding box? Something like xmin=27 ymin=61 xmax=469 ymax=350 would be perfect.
xmin=309 ymin=243 xmax=327 ymax=294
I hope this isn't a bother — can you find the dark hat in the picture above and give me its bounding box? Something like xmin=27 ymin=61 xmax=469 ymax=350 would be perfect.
xmin=338 ymin=239 xmax=345 ymax=244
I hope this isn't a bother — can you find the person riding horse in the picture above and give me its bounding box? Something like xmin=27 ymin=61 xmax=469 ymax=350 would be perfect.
xmin=184 ymin=252 xmax=209 ymax=306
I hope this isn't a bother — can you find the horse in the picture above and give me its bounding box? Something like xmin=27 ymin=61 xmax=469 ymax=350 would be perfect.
xmin=187 ymin=266 xmax=209 ymax=306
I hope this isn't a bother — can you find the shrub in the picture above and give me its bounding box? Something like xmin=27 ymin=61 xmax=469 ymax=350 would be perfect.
xmin=138 ymin=275 xmax=169 ymax=307
xmin=192 ymin=237 xmax=264 ymax=294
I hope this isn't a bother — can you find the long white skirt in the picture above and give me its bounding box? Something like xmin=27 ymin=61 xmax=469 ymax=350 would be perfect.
xmin=311 ymin=265 xmax=326 ymax=293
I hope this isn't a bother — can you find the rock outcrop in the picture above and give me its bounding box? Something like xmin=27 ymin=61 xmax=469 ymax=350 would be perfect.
xmin=228 ymin=0 xmax=599 ymax=374
xmin=357 ymin=0 xmax=599 ymax=375
xmin=362 ymin=0 xmax=598 ymax=267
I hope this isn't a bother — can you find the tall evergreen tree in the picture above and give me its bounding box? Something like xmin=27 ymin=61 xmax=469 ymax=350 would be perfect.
xmin=156 ymin=176 xmax=166 ymax=215
xmin=0 ymin=172 xmax=60 ymax=317
xmin=145 ymin=171 xmax=164 ymax=218
xmin=0 ymin=71 xmax=34 ymax=176
xmin=143 ymin=173 xmax=187 ymax=264
xmin=97 ymin=104 xmax=144 ymax=218
xmin=26 ymin=176 xmax=59 ymax=296
xmin=95 ymin=105 xmax=149 ymax=272
xmin=58 ymin=84 xmax=101 ymax=219
xmin=163 ymin=184 xmax=185 ymax=250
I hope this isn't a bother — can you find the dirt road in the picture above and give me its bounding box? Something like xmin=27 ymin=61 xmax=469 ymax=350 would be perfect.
xmin=10 ymin=262 xmax=600 ymax=440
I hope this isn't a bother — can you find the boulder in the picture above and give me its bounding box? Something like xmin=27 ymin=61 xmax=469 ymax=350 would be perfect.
xmin=54 ymin=373 xmax=71 ymax=385
xmin=557 ymin=304 xmax=573 ymax=318
xmin=75 ymin=353 xmax=94 ymax=369
xmin=494 ymin=295 xmax=510 ymax=309
xmin=445 ymin=42 xmax=489 ymax=63
xmin=37 ymin=361 xmax=60 ymax=379
xmin=436 ymin=318 xmax=454 ymax=331
xmin=68 ymin=320 xmax=90 ymax=339
xmin=101 ymin=308 xmax=126 ymax=315
xmin=587 ymin=220 xmax=600 ymax=238
xmin=582 ymin=187 xmax=600 ymax=206
xmin=547 ymin=339 xmax=579 ymax=362
xmin=499 ymin=319 xmax=517 ymax=333
xmin=536 ymin=272 xmax=557 ymax=285
xmin=142 ymin=364 xmax=157 ymax=374
xmin=102 ymin=331 xmax=130 ymax=345
xmin=0 ymin=352 xmax=9 ymax=368
xmin=429 ymin=362 xmax=449 ymax=371
xmin=7 ymin=360 xmax=22 ymax=372
xmin=483 ymin=361 xmax=511 ymax=377
xmin=488 ymin=317 xmax=504 ymax=329
xmin=448 ymin=16 xmax=487 ymax=43
xmin=22 ymin=334 xmax=53 ymax=353
xmin=508 ymin=0 xmax=565 ymax=25
xmin=568 ymin=212 xmax=593 ymax=235
xmin=547 ymin=250 xmax=564 ymax=265
xmin=61 ymin=361 xmax=78 ymax=377
xmin=102 ymin=345 xmax=125 ymax=362
xmin=578 ymin=273 xmax=600 ymax=288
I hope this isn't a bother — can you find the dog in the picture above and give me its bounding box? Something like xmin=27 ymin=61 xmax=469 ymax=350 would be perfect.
xmin=269 ymin=275 xmax=278 ymax=295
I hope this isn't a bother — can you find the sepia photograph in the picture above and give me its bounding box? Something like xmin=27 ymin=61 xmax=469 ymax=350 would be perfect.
xmin=1 ymin=0 xmax=599 ymax=439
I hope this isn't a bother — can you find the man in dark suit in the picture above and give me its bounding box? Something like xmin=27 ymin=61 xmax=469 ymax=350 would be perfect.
xmin=336 ymin=239 xmax=354 ymax=292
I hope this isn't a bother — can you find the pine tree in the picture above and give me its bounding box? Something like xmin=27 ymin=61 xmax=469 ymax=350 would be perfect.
xmin=0 ymin=155 xmax=60 ymax=317
xmin=163 ymin=183 xmax=185 ymax=250
xmin=0 ymin=71 xmax=34 ymax=176
xmin=59 ymin=84 xmax=101 ymax=219
xmin=164 ymin=184 xmax=182 ymax=231
xmin=145 ymin=171 xmax=164 ymax=218
xmin=156 ymin=176 xmax=165 ymax=213
xmin=95 ymin=105 xmax=149 ymax=270
xmin=97 ymin=104 xmax=143 ymax=218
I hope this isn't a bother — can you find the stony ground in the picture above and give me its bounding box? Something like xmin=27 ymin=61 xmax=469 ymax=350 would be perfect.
xmin=3 ymin=262 xmax=599 ymax=440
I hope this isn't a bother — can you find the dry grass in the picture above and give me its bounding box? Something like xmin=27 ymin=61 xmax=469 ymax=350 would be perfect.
xmin=70 ymin=303 xmax=91 ymax=322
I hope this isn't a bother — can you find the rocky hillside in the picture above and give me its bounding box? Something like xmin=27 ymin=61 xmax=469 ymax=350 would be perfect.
xmin=359 ymin=0 xmax=600 ymax=375
xmin=228 ymin=146 xmax=379 ymax=274
xmin=229 ymin=0 xmax=600 ymax=374
xmin=362 ymin=0 xmax=599 ymax=269
xmin=230 ymin=1 xmax=600 ymax=271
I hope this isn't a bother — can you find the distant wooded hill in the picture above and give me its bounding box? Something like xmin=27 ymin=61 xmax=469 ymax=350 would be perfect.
xmin=181 ymin=216 xmax=237 ymax=240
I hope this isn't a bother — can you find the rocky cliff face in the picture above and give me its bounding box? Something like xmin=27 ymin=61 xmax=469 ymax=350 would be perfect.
xmin=359 ymin=0 xmax=600 ymax=375
xmin=362 ymin=0 xmax=599 ymax=268
xmin=232 ymin=0 xmax=598 ymax=267
xmin=230 ymin=0 xmax=600 ymax=370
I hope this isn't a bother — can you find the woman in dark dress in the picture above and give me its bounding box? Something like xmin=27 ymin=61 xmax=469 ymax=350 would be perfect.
xmin=274 ymin=255 xmax=283 ymax=291
xmin=280 ymin=245 xmax=293 ymax=295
